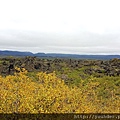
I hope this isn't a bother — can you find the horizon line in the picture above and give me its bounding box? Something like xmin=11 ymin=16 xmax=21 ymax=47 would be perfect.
xmin=0 ymin=50 xmax=120 ymax=56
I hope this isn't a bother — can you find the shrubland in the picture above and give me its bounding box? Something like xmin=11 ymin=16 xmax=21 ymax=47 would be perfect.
xmin=0 ymin=68 xmax=120 ymax=113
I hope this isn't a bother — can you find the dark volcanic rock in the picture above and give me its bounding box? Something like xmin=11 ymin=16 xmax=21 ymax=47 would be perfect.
xmin=0 ymin=57 xmax=120 ymax=77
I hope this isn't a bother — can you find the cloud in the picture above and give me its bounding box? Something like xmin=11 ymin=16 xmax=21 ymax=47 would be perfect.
xmin=0 ymin=29 xmax=120 ymax=54
xmin=0 ymin=0 xmax=120 ymax=54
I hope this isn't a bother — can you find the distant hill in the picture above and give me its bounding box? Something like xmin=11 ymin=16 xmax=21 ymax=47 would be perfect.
xmin=0 ymin=50 xmax=120 ymax=60
xmin=0 ymin=50 xmax=34 ymax=56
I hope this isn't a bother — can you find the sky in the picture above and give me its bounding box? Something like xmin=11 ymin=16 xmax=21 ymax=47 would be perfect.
xmin=0 ymin=0 xmax=120 ymax=55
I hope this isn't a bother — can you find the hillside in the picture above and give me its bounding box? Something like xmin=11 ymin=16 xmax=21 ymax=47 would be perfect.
xmin=0 ymin=56 xmax=120 ymax=119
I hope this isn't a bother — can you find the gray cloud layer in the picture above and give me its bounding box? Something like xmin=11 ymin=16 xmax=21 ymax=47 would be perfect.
xmin=0 ymin=30 xmax=120 ymax=54
xmin=0 ymin=0 xmax=120 ymax=54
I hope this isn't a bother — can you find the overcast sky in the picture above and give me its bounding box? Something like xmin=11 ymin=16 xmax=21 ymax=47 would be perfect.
xmin=0 ymin=0 xmax=120 ymax=54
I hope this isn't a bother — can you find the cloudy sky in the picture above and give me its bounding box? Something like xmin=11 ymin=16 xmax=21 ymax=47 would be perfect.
xmin=0 ymin=0 xmax=120 ymax=54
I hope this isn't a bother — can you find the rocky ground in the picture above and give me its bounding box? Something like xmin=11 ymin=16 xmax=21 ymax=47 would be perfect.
xmin=0 ymin=56 xmax=120 ymax=77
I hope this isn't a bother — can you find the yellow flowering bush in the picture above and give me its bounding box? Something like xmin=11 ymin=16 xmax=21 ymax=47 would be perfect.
xmin=0 ymin=68 xmax=119 ymax=113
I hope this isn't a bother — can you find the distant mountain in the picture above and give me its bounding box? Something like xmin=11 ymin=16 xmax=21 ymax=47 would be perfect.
xmin=0 ymin=50 xmax=120 ymax=60
xmin=0 ymin=50 xmax=34 ymax=56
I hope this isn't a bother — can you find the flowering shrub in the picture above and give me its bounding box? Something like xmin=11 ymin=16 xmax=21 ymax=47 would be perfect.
xmin=0 ymin=68 xmax=119 ymax=113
